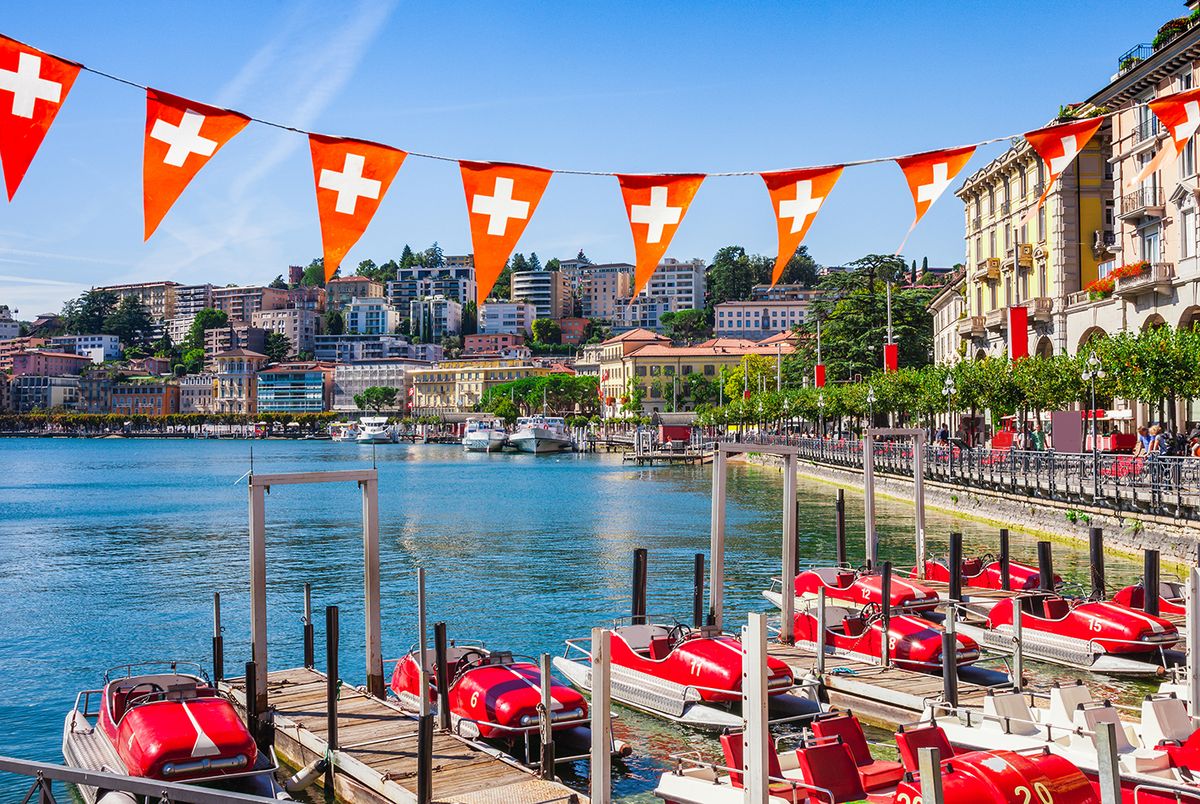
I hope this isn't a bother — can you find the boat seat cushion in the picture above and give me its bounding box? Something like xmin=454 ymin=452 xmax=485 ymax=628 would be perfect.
xmin=983 ymin=691 xmax=1040 ymax=737
xmin=835 ymin=570 xmax=856 ymax=588
xmin=794 ymin=741 xmax=868 ymax=803
xmin=961 ymin=558 xmax=982 ymax=576
xmin=1141 ymin=697 xmax=1194 ymax=746
xmin=1043 ymin=598 xmax=1071 ymax=619
xmin=842 ymin=616 xmax=866 ymax=637
xmin=812 ymin=713 xmax=872 ymax=766
xmin=719 ymin=733 xmax=788 ymax=792
xmin=896 ymin=723 xmax=955 ymax=772
xmin=857 ymin=758 xmax=905 ymax=791
xmin=1121 ymin=749 xmax=1172 ymax=774
xmin=648 ymin=636 xmax=673 ymax=661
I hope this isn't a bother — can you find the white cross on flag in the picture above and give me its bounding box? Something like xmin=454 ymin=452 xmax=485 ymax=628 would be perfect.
xmin=617 ymin=173 xmax=705 ymax=297
xmin=1129 ymin=87 xmax=1200 ymax=187
xmin=894 ymin=145 xmax=975 ymax=254
xmin=1022 ymin=116 xmax=1104 ymax=220
xmin=460 ymin=161 xmax=553 ymax=306
xmin=0 ymin=34 xmax=80 ymax=200
xmin=760 ymin=165 xmax=843 ymax=286
xmin=143 ymin=89 xmax=250 ymax=239
xmin=310 ymin=134 xmax=407 ymax=281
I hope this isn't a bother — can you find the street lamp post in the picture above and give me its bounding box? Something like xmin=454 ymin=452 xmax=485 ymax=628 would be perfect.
xmin=866 ymin=387 xmax=877 ymax=432
xmin=942 ymin=374 xmax=957 ymax=477
xmin=817 ymin=392 xmax=826 ymax=451
xmin=1081 ymin=351 xmax=1105 ymax=501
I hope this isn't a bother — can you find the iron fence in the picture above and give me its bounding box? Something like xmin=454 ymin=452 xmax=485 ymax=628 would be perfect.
xmin=725 ymin=433 xmax=1200 ymax=520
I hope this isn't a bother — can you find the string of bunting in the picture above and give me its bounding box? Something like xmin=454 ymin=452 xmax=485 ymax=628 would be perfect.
xmin=1 ymin=33 xmax=1194 ymax=306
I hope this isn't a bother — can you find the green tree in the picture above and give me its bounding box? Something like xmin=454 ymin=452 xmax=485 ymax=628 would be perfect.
xmin=461 ymin=301 xmax=478 ymax=336
xmin=103 ymin=295 xmax=154 ymax=346
xmin=660 ymin=308 xmax=711 ymax=344
xmin=150 ymin=332 xmax=176 ymax=361
xmin=528 ymin=252 xmax=542 ymax=271
xmin=323 ymin=309 xmax=345 ymax=336
xmin=576 ymin=249 xmax=591 ymax=264
xmin=545 ymin=257 xmax=561 ymax=272
xmin=531 ymin=318 xmax=562 ymax=344
xmin=185 ymin=308 xmax=229 ymax=352
xmin=354 ymin=386 xmax=398 ymax=413
xmin=62 ymin=289 xmax=119 ymax=334
xmin=399 ymin=244 xmax=417 ymax=269
xmin=264 ymin=332 xmax=290 ymax=363
xmin=356 ymin=259 xmax=380 ymax=282
xmin=424 ymin=241 xmax=444 ymax=268
xmin=181 ymin=348 xmax=206 ymax=375
xmin=269 ymin=274 xmax=288 ymax=290
xmin=510 ymin=253 xmax=529 ymax=273
xmin=582 ymin=318 xmax=612 ymax=344
xmin=705 ymin=246 xmax=756 ymax=315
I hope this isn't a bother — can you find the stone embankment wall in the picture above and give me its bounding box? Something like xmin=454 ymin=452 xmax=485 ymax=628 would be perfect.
xmin=735 ymin=452 xmax=1199 ymax=567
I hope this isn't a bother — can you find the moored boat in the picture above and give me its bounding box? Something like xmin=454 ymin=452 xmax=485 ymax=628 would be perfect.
xmin=62 ymin=662 xmax=286 ymax=802
xmin=917 ymin=555 xmax=1060 ymax=592
xmin=763 ymin=566 xmax=939 ymax=614
xmin=462 ymin=418 xmax=507 ymax=452
xmin=330 ymin=421 xmax=359 ymax=442
xmin=1112 ymin=579 xmax=1187 ymax=618
xmin=356 ymin=416 xmax=394 ymax=444
xmin=508 ymin=416 xmax=573 ymax=453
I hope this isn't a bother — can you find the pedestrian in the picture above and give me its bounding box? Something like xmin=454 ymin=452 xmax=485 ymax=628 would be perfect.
xmin=936 ymin=422 xmax=949 ymax=444
xmin=1134 ymin=426 xmax=1151 ymax=457
xmin=1032 ymin=423 xmax=1047 ymax=451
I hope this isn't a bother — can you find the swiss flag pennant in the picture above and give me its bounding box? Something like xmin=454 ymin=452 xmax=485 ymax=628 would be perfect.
xmin=1130 ymin=88 xmax=1200 ymax=186
xmin=760 ymin=166 xmax=842 ymax=286
xmin=1021 ymin=117 xmax=1104 ymax=221
xmin=617 ymin=173 xmax=705 ymax=297
xmin=894 ymin=145 xmax=975 ymax=253
xmin=0 ymin=34 xmax=80 ymax=201
xmin=460 ymin=161 xmax=553 ymax=306
xmin=310 ymin=134 xmax=407 ymax=281
xmin=143 ymin=89 xmax=250 ymax=240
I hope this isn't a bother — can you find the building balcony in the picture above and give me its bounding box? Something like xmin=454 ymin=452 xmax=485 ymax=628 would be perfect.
xmin=1119 ymin=187 xmax=1165 ymax=220
xmin=1134 ymin=117 xmax=1163 ymax=145
xmin=973 ymin=258 xmax=1001 ymax=281
xmin=957 ymin=316 xmax=985 ymax=340
xmin=1023 ymin=296 xmax=1054 ymax=322
xmin=1116 ymin=43 xmax=1153 ymax=76
xmin=1114 ymin=262 xmax=1175 ymax=298
xmin=984 ymin=309 xmax=1007 ymax=331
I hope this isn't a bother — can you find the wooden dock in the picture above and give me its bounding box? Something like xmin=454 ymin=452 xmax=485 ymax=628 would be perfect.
xmin=223 ymin=667 xmax=585 ymax=804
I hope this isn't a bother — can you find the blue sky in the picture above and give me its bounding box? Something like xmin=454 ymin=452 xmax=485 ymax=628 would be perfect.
xmin=0 ymin=0 xmax=1184 ymax=315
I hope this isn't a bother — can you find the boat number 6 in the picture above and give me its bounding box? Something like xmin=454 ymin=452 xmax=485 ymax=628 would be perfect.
xmin=1014 ymin=782 xmax=1054 ymax=804
xmin=470 ymin=691 xmax=480 ymax=708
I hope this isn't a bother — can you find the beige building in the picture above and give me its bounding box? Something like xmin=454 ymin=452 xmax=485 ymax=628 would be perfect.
xmin=929 ymin=270 xmax=967 ymax=365
xmin=179 ymin=373 xmax=216 ymax=414
xmin=326 ymin=276 xmax=384 ymax=308
xmin=579 ymin=263 xmax=634 ymax=321
xmin=212 ymin=348 xmax=267 ymax=415
xmin=211 ymin=286 xmax=289 ymax=323
xmin=97 ymin=281 xmax=180 ymax=321
xmin=251 ymin=307 xmax=318 ymax=355
xmin=409 ymin=358 xmax=552 ymax=414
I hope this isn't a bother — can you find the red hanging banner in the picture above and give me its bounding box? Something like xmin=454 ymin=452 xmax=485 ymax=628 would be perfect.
xmin=0 ymin=34 xmax=81 ymax=200
xmin=883 ymin=342 xmax=899 ymax=373
xmin=814 ymin=363 xmax=826 ymax=388
xmin=1008 ymin=305 xmax=1029 ymax=361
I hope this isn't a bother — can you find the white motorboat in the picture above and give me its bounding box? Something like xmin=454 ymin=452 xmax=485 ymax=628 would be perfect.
xmin=330 ymin=421 xmax=359 ymax=442
xmin=462 ymin=418 xmax=507 ymax=452
xmin=508 ymin=416 xmax=573 ymax=453
xmin=356 ymin=416 xmax=394 ymax=444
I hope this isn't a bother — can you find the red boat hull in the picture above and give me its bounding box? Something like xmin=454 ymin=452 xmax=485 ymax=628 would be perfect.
xmin=1112 ymin=584 xmax=1186 ymax=618
xmin=793 ymin=609 xmax=979 ymax=672
xmin=987 ymin=597 xmax=1178 ymax=654
xmin=919 ymin=558 xmax=1058 ymax=591
xmin=794 ymin=568 xmax=939 ymax=611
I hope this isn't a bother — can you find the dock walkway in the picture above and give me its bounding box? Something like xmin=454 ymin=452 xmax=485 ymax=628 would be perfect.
xmin=224 ymin=667 xmax=584 ymax=804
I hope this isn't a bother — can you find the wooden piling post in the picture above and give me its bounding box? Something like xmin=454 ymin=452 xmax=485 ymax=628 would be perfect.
xmin=998 ymin=528 xmax=1011 ymax=591
xmin=710 ymin=449 xmax=727 ymax=630
xmin=941 ymin=631 xmax=958 ymax=709
xmin=1089 ymin=527 xmax=1105 ymax=600
xmin=815 ymin=587 xmax=826 ymax=676
xmin=244 ymin=660 xmax=259 ymax=748
xmin=742 ymin=613 xmax=770 ymax=804
xmin=434 ymin=622 xmax=451 ymax=732
xmin=1037 ymin=541 xmax=1054 ymax=591
xmin=863 ymin=432 xmax=877 ymax=569
xmin=1144 ymin=549 xmax=1160 ymax=616
xmin=538 ymin=653 xmax=556 ymax=779
xmin=880 ymin=562 xmax=892 ymax=668
xmin=360 ymin=475 xmax=384 ymax=699
xmin=416 ymin=569 xmax=432 ymax=804
xmin=631 ymin=548 xmax=648 ymax=625
xmin=211 ymin=593 xmax=223 ymax=684
xmin=913 ymin=430 xmax=927 ymax=579
xmin=834 ymin=489 xmax=847 ymax=566
xmin=692 ymin=553 xmax=705 ymax=628
xmin=248 ymin=480 xmax=268 ymax=719
xmin=781 ymin=454 xmax=798 ymax=644
xmin=325 ymin=606 xmax=339 ymax=758
xmin=948 ymin=532 xmax=963 ymax=614
xmin=590 ymin=628 xmax=612 ymax=804
xmin=917 ymin=747 xmax=945 ymax=804
xmin=303 ymin=583 xmax=314 ymax=669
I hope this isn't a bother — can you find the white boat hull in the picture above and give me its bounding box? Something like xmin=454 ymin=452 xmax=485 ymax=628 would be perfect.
xmin=954 ymin=621 xmax=1167 ymax=676
xmin=509 ymin=428 xmax=572 ymax=453
xmin=463 ymin=432 xmax=506 ymax=452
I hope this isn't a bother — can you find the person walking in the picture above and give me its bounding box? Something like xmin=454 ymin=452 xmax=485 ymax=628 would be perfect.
xmin=1032 ymin=423 xmax=1047 ymax=451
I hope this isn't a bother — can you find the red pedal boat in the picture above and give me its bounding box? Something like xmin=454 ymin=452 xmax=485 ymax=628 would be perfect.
xmin=793 ymin=602 xmax=979 ymax=672
xmin=918 ymin=555 xmax=1060 ymax=592
xmin=389 ymin=640 xmax=596 ymax=760
xmin=554 ymin=620 xmax=818 ymax=730
xmin=62 ymin=662 xmax=285 ymax=802
xmin=955 ymin=594 xmax=1177 ymax=676
xmin=765 ymin=566 xmax=940 ymax=613
xmin=1113 ymin=580 xmax=1187 ymax=618
xmin=655 ymin=711 xmax=1098 ymax=803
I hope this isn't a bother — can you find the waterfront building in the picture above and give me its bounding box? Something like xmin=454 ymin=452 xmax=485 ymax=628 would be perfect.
xmin=256 ymin=362 xmax=336 ymax=413
xmin=409 ymin=358 xmax=552 ymax=414
xmin=11 ymin=350 xmax=93 ymax=377
xmin=326 ymin=276 xmax=384 ymax=308
xmin=204 ymin=324 xmax=268 ymax=363
xmin=955 ymin=124 xmax=1111 ymax=359
xmin=0 ymin=306 xmax=19 ymax=340
xmin=178 ymin=373 xmax=216 ymax=414
xmin=478 ymin=302 xmax=536 ymax=335
xmin=313 ymin=333 xmax=442 ymax=363
xmin=10 ymin=374 xmax=80 ymax=412
xmin=48 ymin=334 xmax=122 ymax=362
xmin=714 ymin=300 xmax=811 ymax=339
xmin=110 ymin=377 xmax=180 ymax=417
xmin=511 ymin=270 xmax=571 ymax=320
xmin=96 ymin=281 xmax=180 ymax=321
xmin=409 ymin=296 xmax=462 ymax=340
xmin=251 ymin=307 xmax=318 ymax=354
xmin=386 ymin=262 xmax=476 ymax=311
xmin=213 ymin=348 xmax=267 ymax=415
xmin=579 ymin=263 xmax=633 ymax=321
xmin=210 ymin=286 xmax=288 ymax=323
xmin=574 ymin=343 xmax=603 ymax=377
xmin=343 ymin=297 xmax=399 ymax=336
xmin=332 ymin=360 xmax=427 ymax=412
xmin=463 ymin=332 xmax=524 ymax=354
xmin=929 ymin=270 xmax=967 ymax=365
xmin=0 ymin=336 xmax=46 ymax=371
xmin=596 ymin=330 xmax=794 ymax=415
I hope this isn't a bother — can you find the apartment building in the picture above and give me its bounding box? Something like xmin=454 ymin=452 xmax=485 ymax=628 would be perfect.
xmin=409 ymin=296 xmax=462 ymax=341
xmin=97 ymin=281 xmax=180 ymax=321
xmin=613 ymin=258 xmax=707 ymax=331
xmin=463 ymin=333 xmax=524 ymax=354
xmin=386 ymin=262 xmax=476 ymax=310
xmin=210 ymin=286 xmax=289 ymax=322
xmin=0 ymin=306 xmax=20 ymax=339
xmin=0 ymin=336 xmax=46 ymax=371
xmin=478 ymin=302 xmax=536 ymax=335
xmin=11 ymin=350 xmax=93 ymax=377
xmin=256 ymin=362 xmax=336 ymax=413
xmin=204 ymin=324 xmax=268 ymax=362
xmin=332 ymin=360 xmax=425 ymax=412
xmin=579 ymin=263 xmax=634 ymax=321
xmin=326 ymin=276 xmax=384 ymax=308
xmin=251 ymin=307 xmax=318 ymax=354
xmin=714 ymin=300 xmax=811 ymax=339
xmin=49 ymin=334 xmax=122 ymax=362
xmin=511 ymin=270 xmax=571 ymax=320
xmin=343 ymin=297 xmax=399 ymax=336
xmin=929 ymin=271 xmax=967 ymax=365
xmin=110 ymin=377 xmax=180 ymax=416
xmin=174 ymin=284 xmax=214 ymax=318
xmin=313 ymin=334 xmax=442 ymax=363
xmin=10 ymin=375 xmax=80 ymax=412
xmin=212 ymin=348 xmax=267 ymax=415
xmin=409 ymin=358 xmax=552 ymax=414
xmin=179 ymin=373 xmax=216 ymax=414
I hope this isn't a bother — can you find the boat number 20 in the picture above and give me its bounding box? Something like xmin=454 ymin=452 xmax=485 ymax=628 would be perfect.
xmin=1014 ymin=782 xmax=1054 ymax=804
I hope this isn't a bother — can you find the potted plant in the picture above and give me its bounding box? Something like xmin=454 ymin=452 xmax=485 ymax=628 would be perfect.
xmin=1120 ymin=55 xmax=1144 ymax=72
xmin=1110 ymin=260 xmax=1149 ymax=279
xmin=1086 ymin=276 xmax=1116 ymax=299
xmin=1154 ymin=17 xmax=1190 ymax=49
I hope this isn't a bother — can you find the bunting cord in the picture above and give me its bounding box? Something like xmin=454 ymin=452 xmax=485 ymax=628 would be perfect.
xmin=63 ymin=52 xmax=1109 ymax=179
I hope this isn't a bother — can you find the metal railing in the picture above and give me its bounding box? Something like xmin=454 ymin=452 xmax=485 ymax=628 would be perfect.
xmin=1115 ymin=261 xmax=1175 ymax=294
xmin=1120 ymin=186 xmax=1164 ymax=216
xmin=1135 ymin=116 xmax=1163 ymax=144
xmin=1117 ymin=44 xmax=1153 ymax=74
xmin=725 ymin=434 xmax=1200 ymax=519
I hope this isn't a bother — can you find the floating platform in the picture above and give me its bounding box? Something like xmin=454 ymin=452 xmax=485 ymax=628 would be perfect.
xmin=222 ymin=667 xmax=586 ymax=804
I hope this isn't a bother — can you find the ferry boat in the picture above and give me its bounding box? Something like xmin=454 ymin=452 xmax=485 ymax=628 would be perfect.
xmin=356 ymin=416 xmax=394 ymax=444
xmin=508 ymin=416 xmax=573 ymax=453
xmin=792 ymin=600 xmax=979 ymax=672
xmin=553 ymin=620 xmax=820 ymax=730
xmin=954 ymin=593 xmax=1177 ymax=676
xmin=461 ymin=418 xmax=507 ymax=452
xmin=763 ymin=566 xmax=940 ymax=614
xmin=655 ymin=711 xmax=1099 ymax=804
xmin=930 ymin=683 xmax=1200 ymax=804
xmin=62 ymin=662 xmax=286 ymax=801
xmin=330 ymin=421 xmax=359 ymax=442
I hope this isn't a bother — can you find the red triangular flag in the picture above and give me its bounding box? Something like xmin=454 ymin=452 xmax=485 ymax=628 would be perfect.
xmin=1129 ymin=88 xmax=1200 ymax=186
xmin=1022 ymin=116 xmax=1104 ymax=220
xmin=760 ymin=166 xmax=843 ymax=286
xmin=617 ymin=173 xmax=705 ymax=297
xmin=0 ymin=35 xmax=81 ymax=200
xmin=143 ymin=89 xmax=250 ymax=240
xmin=310 ymin=134 xmax=407 ymax=281
xmin=894 ymin=146 xmax=975 ymax=253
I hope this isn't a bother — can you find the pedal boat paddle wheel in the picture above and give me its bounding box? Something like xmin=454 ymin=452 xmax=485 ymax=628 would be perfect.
xmin=61 ymin=662 xmax=285 ymax=803
xmin=655 ymin=710 xmax=1099 ymax=804
xmin=763 ymin=565 xmax=940 ymax=614
xmin=389 ymin=640 xmax=621 ymax=764
xmin=953 ymin=593 xmax=1177 ymax=676
xmin=792 ymin=600 xmax=980 ymax=673
xmin=929 ymin=682 xmax=1200 ymax=804
xmin=553 ymin=619 xmax=820 ymax=730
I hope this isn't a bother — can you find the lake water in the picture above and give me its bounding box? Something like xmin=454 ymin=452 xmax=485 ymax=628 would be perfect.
xmin=0 ymin=439 xmax=1150 ymax=801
